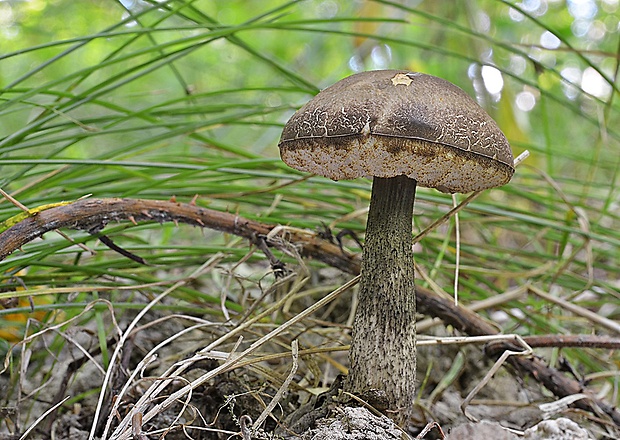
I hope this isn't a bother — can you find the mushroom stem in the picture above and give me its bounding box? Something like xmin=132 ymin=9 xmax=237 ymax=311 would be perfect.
xmin=346 ymin=175 xmax=417 ymax=424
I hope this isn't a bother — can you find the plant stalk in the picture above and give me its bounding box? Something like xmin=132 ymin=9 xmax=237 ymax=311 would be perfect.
xmin=345 ymin=175 xmax=417 ymax=424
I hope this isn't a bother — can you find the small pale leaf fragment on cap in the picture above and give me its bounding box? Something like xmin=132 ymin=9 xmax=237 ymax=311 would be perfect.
xmin=391 ymin=73 xmax=413 ymax=86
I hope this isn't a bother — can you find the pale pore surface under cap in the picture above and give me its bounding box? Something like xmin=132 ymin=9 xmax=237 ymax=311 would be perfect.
xmin=280 ymin=134 xmax=513 ymax=193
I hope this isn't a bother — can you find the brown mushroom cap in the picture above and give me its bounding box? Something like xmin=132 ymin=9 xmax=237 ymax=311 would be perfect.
xmin=278 ymin=70 xmax=514 ymax=193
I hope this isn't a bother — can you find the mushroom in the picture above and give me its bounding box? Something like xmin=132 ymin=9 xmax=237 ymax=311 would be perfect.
xmin=278 ymin=70 xmax=514 ymax=424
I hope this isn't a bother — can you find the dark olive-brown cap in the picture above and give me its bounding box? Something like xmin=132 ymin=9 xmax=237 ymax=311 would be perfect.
xmin=278 ymin=70 xmax=514 ymax=193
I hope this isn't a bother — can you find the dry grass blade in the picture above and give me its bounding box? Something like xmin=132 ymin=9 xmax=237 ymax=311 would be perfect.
xmin=1 ymin=300 xmax=117 ymax=375
xmin=17 ymin=396 xmax=71 ymax=440
xmin=94 ymin=255 xmax=224 ymax=439
xmin=252 ymin=339 xmax=299 ymax=432
xmin=457 ymin=335 xmax=533 ymax=421
xmin=108 ymin=276 xmax=359 ymax=439
xmin=529 ymin=285 xmax=620 ymax=335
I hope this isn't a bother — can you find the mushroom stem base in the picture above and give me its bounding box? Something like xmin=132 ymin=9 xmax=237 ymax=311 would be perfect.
xmin=346 ymin=175 xmax=417 ymax=425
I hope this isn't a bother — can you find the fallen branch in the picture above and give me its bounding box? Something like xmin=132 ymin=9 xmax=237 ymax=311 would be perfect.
xmin=1 ymin=197 xmax=619 ymax=427
xmin=522 ymin=334 xmax=620 ymax=350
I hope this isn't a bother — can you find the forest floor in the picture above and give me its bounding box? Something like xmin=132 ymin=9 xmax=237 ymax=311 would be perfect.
xmin=1 ymin=266 xmax=613 ymax=440
xmin=0 ymin=201 xmax=617 ymax=439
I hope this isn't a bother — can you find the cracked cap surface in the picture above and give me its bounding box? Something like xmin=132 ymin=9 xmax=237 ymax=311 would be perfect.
xmin=279 ymin=70 xmax=514 ymax=193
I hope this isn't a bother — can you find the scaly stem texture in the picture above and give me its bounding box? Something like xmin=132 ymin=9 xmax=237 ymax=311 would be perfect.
xmin=346 ymin=175 xmax=417 ymax=424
